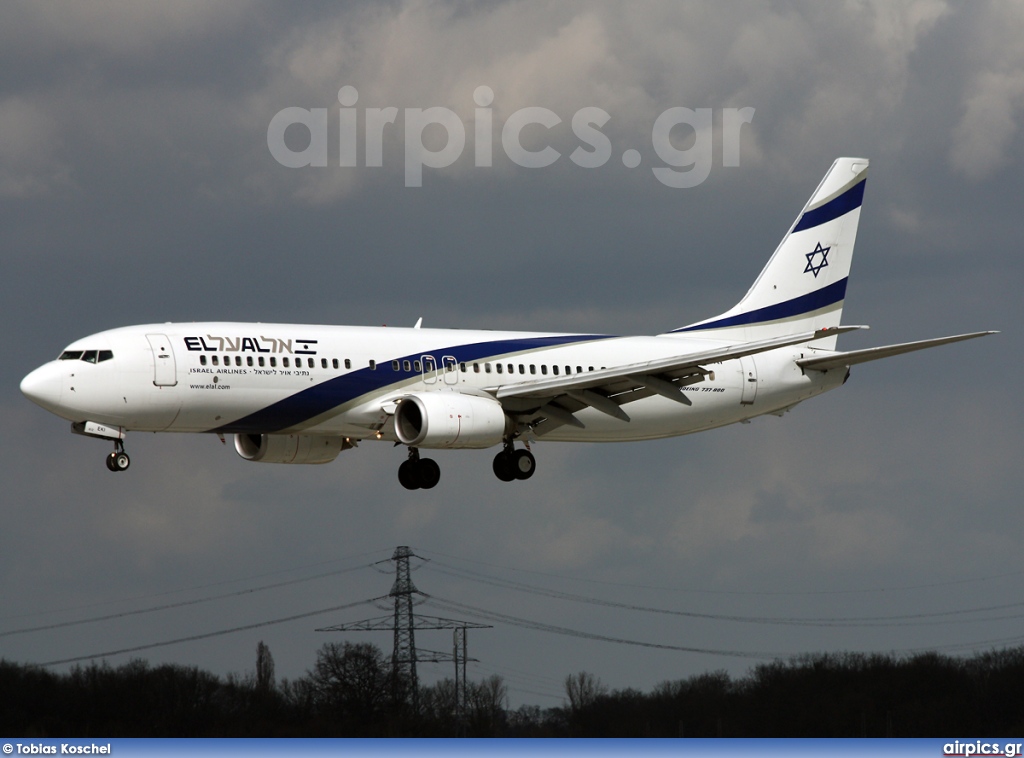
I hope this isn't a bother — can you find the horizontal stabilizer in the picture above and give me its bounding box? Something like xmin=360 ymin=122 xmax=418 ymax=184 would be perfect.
xmin=796 ymin=331 xmax=998 ymax=372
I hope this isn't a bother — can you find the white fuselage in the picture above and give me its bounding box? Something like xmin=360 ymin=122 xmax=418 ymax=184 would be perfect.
xmin=21 ymin=322 xmax=845 ymax=445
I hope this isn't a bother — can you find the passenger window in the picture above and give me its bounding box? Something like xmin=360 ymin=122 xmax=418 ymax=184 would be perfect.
xmin=403 ymin=360 xmax=411 ymax=372
xmin=496 ymin=364 xmax=503 ymax=374
xmin=270 ymin=357 xmax=276 ymax=367
xmin=552 ymin=365 xmax=559 ymax=375
xmin=589 ymin=366 xmax=594 ymax=372
xmin=308 ymin=358 xmax=314 ymax=368
xmin=460 ymin=362 xmax=467 ymax=372
xmin=485 ymin=363 xmax=492 ymax=373
xmin=200 ymin=355 xmax=207 ymax=366
xmin=235 ymin=356 xmax=242 ymax=367
xmin=82 ymin=350 xmax=98 ymax=363
xmin=541 ymin=365 xmax=548 ymax=375
xmin=344 ymin=359 xmax=351 ymax=369
xmin=369 ymin=360 xmax=376 ymax=370
xmin=576 ymin=366 xmax=582 ymax=374
xmin=332 ymin=359 xmax=338 ymax=369
xmin=530 ymin=365 xmax=536 ymax=375
xmin=518 ymin=364 xmax=525 ymax=374
xmin=565 ymin=366 xmax=571 ymax=375
xmin=473 ymin=363 xmax=480 ymax=373
xmin=283 ymin=357 xmax=290 ymax=368
xmin=258 ymin=357 xmax=265 ymax=367
xmin=392 ymin=360 xmax=400 ymax=371
xmin=246 ymin=356 xmax=253 ymax=367
xmin=212 ymin=355 xmax=219 ymax=366
xmin=321 ymin=358 xmax=328 ymax=369
xmin=412 ymin=360 xmax=420 ymax=372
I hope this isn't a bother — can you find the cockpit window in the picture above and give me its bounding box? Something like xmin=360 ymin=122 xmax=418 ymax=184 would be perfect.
xmin=59 ymin=349 xmax=113 ymax=363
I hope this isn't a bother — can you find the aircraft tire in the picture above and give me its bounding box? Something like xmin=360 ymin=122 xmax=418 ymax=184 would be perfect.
xmin=417 ymin=458 xmax=441 ymax=489
xmin=114 ymin=452 xmax=130 ymax=471
xmin=398 ymin=459 xmax=420 ymax=490
xmin=106 ymin=452 xmax=119 ymax=472
xmin=492 ymin=451 xmax=515 ymax=482
xmin=512 ymin=449 xmax=536 ymax=480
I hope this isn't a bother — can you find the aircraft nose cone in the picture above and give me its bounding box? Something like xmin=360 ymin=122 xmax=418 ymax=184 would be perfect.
xmin=21 ymin=364 xmax=63 ymax=412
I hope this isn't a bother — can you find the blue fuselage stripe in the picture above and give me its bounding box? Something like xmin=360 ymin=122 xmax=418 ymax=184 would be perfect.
xmin=673 ymin=278 xmax=848 ymax=332
xmin=213 ymin=334 xmax=613 ymax=434
xmin=792 ymin=179 xmax=865 ymax=232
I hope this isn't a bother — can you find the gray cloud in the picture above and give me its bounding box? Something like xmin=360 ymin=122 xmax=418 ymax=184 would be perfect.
xmin=2 ymin=0 xmax=1021 ymax=706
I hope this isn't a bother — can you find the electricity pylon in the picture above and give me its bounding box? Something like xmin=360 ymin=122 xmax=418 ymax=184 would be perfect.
xmin=318 ymin=545 xmax=489 ymax=716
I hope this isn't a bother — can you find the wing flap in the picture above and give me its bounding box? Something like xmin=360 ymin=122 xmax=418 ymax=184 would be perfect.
xmin=494 ymin=326 xmax=864 ymax=401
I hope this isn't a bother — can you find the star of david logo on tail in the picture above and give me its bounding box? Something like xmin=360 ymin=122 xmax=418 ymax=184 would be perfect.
xmin=804 ymin=241 xmax=830 ymax=278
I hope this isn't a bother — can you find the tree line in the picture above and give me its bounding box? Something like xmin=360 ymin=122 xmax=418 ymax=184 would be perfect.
xmin=3 ymin=643 xmax=1023 ymax=736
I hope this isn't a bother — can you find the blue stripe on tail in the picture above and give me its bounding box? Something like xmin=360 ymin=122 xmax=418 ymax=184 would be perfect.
xmin=672 ymin=278 xmax=848 ymax=332
xmin=792 ymin=179 xmax=865 ymax=232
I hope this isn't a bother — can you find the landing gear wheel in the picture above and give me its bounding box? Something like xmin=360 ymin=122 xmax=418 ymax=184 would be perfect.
xmin=106 ymin=449 xmax=130 ymax=472
xmin=492 ymin=451 xmax=515 ymax=482
xmin=398 ymin=459 xmax=420 ymax=490
xmin=417 ymin=458 xmax=441 ymax=489
xmin=511 ymin=449 xmax=536 ymax=480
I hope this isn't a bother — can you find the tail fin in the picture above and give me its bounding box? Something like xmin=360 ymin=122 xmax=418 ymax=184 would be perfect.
xmin=671 ymin=157 xmax=869 ymax=349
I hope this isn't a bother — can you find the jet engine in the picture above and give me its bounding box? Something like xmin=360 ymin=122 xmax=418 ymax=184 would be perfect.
xmin=234 ymin=433 xmax=349 ymax=464
xmin=393 ymin=392 xmax=507 ymax=449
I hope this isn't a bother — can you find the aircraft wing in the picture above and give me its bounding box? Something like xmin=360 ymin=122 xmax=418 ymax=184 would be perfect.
xmin=490 ymin=326 xmax=863 ymax=433
xmin=796 ymin=331 xmax=997 ymax=372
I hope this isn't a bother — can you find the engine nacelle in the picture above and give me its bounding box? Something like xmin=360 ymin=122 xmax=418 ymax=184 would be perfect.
xmin=393 ymin=392 xmax=507 ymax=449
xmin=234 ymin=433 xmax=348 ymax=464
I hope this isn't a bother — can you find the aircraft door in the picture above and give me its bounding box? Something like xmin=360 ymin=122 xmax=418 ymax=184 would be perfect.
xmin=422 ymin=355 xmax=438 ymax=384
xmin=146 ymin=334 xmax=178 ymax=387
xmin=442 ymin=356 xmax=458 ymax=385
xmin=739 ymin=355 xmax=757 ymax=405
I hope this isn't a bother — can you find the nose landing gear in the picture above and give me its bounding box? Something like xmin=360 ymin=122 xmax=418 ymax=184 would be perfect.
xmin=397 ymin=448 xmax=440 ymax=490
xmin=105 ymin=440 xmax=130 ymax=472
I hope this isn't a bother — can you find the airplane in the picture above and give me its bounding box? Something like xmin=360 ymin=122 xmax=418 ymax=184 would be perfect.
xmin=21 ymin=157 xmax=995 ymax=489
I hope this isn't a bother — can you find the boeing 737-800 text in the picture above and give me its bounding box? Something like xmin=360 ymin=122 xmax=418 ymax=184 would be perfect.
xmin=21 ymin=158 xmax=994 ymax=489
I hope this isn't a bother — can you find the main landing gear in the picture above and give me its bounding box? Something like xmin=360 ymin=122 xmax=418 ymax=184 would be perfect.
xmin=105 ymin=440 xmax=130 ymax=472
xmin=398 ymin=448 xmax=441 ymax=490
xmin=492 ymin=442 xmax=536 ymax=482
xmin=396 ymin=442 xmax=537 ymax=489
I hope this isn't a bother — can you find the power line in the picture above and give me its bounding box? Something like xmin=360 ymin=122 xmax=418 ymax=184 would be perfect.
xmin=423 ymin=595 xmax=781 ymax=660
xmin=423 ymin=560 xmax=1024 ymax=628
xmin=39 ymin=596 xmax=387 ymax=668
xmin=427 ymin=594 xmax=1024 ymax=666
xmin=0 ymin=547 xmax=392 ymax=623
xmin=419 ymin=547 xmax=1024 ymax=598
xmin=1 ymin=562 xmax=376 ymax=639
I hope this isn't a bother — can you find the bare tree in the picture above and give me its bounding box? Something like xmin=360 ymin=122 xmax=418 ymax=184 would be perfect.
xmin=564 ymin=671 xmax=607 ymax=712
xmin=308 ymin=642 xmax=395 ymax=722
xmin=467 ymin=674 xmax=508 ymax=736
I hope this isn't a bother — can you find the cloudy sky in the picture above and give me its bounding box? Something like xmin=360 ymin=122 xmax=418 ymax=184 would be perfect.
xmin=2 ymin=0 xmax=1022 ymax=707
